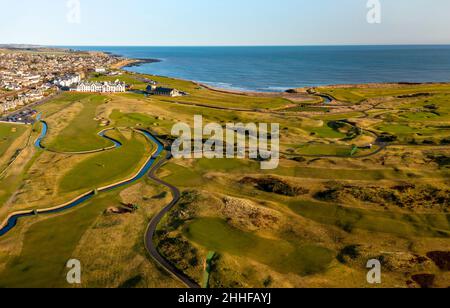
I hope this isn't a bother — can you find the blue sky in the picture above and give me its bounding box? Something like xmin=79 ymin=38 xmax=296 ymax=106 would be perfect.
xmin=1 ymin=0 xmax=449 ymax=46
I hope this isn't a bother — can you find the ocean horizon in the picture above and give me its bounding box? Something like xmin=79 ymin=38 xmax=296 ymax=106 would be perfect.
xmin=69 ymin=45 xmax=450 ymax=92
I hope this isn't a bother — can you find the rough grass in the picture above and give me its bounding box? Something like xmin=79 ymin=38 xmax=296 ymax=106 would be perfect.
xmin=0 ymin=192 xmax=119 ymax=288
xmin=0 ymin=123 xmax=28 ymax=158
xmin=170 ymin=158 xmax=442 ymax=181
xmin=295 ymin=144 xmax=352 ymax=156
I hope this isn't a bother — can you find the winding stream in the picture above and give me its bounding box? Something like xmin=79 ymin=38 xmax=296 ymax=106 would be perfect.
xmin=0 ymin=121 xmax=164 ymax=236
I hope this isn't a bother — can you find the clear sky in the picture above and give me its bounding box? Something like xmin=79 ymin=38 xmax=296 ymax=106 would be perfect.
xmin=1 ymin=0 xmax=449 ymax=46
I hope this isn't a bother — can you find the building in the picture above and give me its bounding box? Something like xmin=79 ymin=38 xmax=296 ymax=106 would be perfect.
xmin=0 ymin=89 xmax=45 ymax=114
xmin=0 ymin=101 xmax=16 ymax=113
xmin=74 ymin=80 xmax=126 ymax=93
xmin=146 ymin=85 xmax=183 ymax=97
xmin=53 ymin=74 xmax=81 ymax=88
xmin=95 ymin=68 xmax=107 ymax=73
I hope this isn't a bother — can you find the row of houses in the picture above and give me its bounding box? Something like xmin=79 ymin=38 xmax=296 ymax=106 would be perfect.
xmin=0 ymin=89 xmax=44 ymax=113
xmin=73 ymin=80 xmax=126 ymax=93
xmin=1 ymin=72 xmax=42 ymax=90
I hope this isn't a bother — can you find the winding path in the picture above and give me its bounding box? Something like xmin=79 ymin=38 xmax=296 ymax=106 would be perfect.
xmin=0 ymin=119 xmax=199 ymax=288
xmin=144 ymin=152 xmax=201 ymax=288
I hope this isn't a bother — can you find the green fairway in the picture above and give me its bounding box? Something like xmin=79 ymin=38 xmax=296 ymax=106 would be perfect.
xmin=184 ymin=217 xmax=334 ymax=276
xmin=0 ymin=123 xmax=28 ymax=158
xmin=377 ymin=123 xmax=418 ymax=134
xmin=295 ymin=144 xmax=353 ymax=156
xmin=288 ymin=200 xmax=450 ymax=238
xmin=0 ymin=191 xmax=119 ymax=288
xmin=316 ymin=88 xmax=366 ymax=103
xmin=159 ymin=163 xmax=204 ymax=187
xmin=109 ymin=109 xmax=175 ymax=131
xmin=110 ymin=110 xmax=157 ymax=127
xmin=59 ymin=130 xmax=150 ymax=193
xmin=317 ymin=84 xmax=450 ymax=103
xmin=306 ymin=123 xmax=347 ymax=139
xmin=42 ymin=94 xmax=112 ymax=152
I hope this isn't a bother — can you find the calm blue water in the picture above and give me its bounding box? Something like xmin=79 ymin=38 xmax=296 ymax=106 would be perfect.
xmin=70 ymin=46 xmax=450 ymax=92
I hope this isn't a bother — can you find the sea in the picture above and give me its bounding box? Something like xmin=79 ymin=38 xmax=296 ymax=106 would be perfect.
xmin=69 ymin=45 xmax=450 ymax=92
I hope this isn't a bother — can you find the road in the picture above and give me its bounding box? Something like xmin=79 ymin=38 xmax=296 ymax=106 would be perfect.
xmin=144 ymin=151 xmax=201 ymax=289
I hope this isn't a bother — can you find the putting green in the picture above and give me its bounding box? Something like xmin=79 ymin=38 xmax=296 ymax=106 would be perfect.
xmin=306 ymin=123 xmax=347 ymax=139
xmin=184 ymin=217 xmax=334 ymax=276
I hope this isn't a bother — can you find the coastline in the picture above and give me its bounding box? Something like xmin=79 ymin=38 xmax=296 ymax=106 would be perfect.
xmin=111 ymin=58 xmax=161 ymax=70
xmin=110 ymin=51 xmax=450 ymax=97
xmin=112 ymin=54 xmax=304 ymax=97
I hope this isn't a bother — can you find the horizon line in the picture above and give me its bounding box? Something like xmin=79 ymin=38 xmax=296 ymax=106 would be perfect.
xmin=56 ymin=43 xmax=450 ymax=48
xmin=3 ymin=43 xmax=450 ymax=48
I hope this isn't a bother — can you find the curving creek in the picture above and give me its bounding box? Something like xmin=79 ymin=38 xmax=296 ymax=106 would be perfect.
xmin=0 ymin=120 xmax=164 ymax=236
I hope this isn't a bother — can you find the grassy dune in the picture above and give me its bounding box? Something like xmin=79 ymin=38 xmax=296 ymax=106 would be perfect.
xmin=0 ymin=191 xmax=119 ymax=288
xmin=288 ymin=200 xmax=450 ymax=238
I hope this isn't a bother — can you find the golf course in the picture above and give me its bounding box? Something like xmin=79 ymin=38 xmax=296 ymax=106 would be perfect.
xmin=0 ymin=72 xmax=449 ymax=288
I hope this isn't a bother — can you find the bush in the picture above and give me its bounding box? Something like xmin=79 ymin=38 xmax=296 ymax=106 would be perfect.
xmin=337 ymin=245 xmax=361 ymax=264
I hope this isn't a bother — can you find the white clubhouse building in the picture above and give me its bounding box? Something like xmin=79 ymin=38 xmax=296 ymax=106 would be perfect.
xmin=74 ymin=80 xmax=126 ymax=93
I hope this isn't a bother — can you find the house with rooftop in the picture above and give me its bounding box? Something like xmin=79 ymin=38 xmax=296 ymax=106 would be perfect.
xmin=146 ymin=84 xmax=183 ymax=97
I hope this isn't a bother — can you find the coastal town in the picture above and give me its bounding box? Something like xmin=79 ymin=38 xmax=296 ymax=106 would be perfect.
xmin=0 ymin=48 xmax=184 ymax=119
xmin=0 ymin=48 xmax=123 ymax=114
